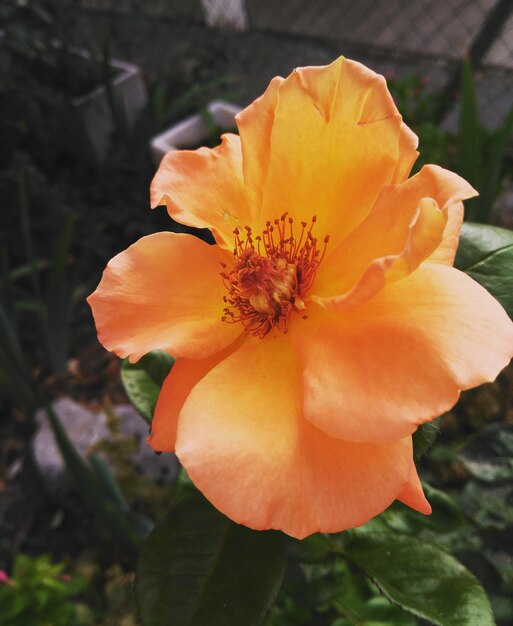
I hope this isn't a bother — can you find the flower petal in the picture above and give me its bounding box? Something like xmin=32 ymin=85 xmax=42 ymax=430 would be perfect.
xmin=148 ymin=338 xmax=244 ymax=453
xmin=397 ymin=464 xmax=432 ymax=515
xmin=292 ymin=264 xmax=513 ymax=444
xmin=237 ymin=57 xmax=417 ymax=246
xmin=376 ymin=264 xmax=513 ymax=390
xmin=313 ymin=164 xmax=476 ymax=304
xmin=295 ymin=56 xmax=398 ymax=122
xmin=425 ymin=165 xmax=478 ymax=264
xmin=235 ymin=76 xmax=283 ymax=211
xmin=315 ymin=197 xmax=448 ymax=310
xmin=150 ymin=134 xmax=250 ymax=247
xmin=176 ymin=335 xmax=413 ymax=539
xmin=392 ymin=122 xmax=419 ymax=184
xmin=297 ymin=59 xmax=418 ymax=183
xmin=87 ymin=233 xmax=241 ymax=361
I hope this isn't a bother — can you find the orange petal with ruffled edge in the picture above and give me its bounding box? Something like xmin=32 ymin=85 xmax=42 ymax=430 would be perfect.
xmin=313 ymin=164 xmax=477 ymax=303
xmin=150 ymin=134 xmax=250 ymax=248
xmin=294 ymin=60 xmax=418 ymax=185
xmin=236 ymin=57 xmax=418 ymax=246
xmin=291 ymin=264 xmax=513 ymax=444
xmin=318 ymin=196 xmax=448 ymax=309
xmin=148 ymin=337 xmax=245 ymax=453
xmin=87 ymin=233 xmax=241 ymax=361
xmin=175 ymin=335 xmax=413 ymax=539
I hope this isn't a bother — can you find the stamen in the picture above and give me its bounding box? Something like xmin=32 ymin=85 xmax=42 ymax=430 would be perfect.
xmin=220 ymin=215 xmax=329 ymax=338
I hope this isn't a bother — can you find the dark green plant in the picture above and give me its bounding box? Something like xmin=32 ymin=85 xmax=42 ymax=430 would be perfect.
xmin=458 ymin=60 xmax=513 ymax=223
xmin=387 ymin=65 xmax=513 ymax=208
xmin=0 ymin=554 xmax=93 ymax=626
xmin=387 ymin=74 xmax=446 ymax=128
xmin=149 ymin=75 xmax=239 ymax=133
xmin=0 ymin=168 xmax=153 ymax=554
xmin=18 ymin=168 xmax=83 ymax=378
xmin=387 ymin=73 xmax=455 ymax=173
xmin=0 ymin=0 xmax=117 ymax=170
xmin=1 ymin=0 xmax=109 ymax=98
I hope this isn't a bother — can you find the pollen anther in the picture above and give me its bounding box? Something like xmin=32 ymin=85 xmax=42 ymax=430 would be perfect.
xmin=220 ymin=216 xmax=329 ymax=338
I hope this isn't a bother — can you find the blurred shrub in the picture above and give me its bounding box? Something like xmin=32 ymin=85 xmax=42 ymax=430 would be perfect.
xmin=0 ymin=554 xmax=94 ymax=626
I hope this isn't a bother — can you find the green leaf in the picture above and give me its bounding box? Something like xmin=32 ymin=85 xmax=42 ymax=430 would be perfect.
xmin=421 ymin=483 xmax=466 ymax=533
xmin=345 ymin=532 xmax=495 ymax=626
xmin=307 ymin=560 xmax=353 ymax=609
xmin=332 ymin=621 xmax=399 ymax=626
xmin=459 ymin=422 xmax=513 ymax=483
xmin=490 ymin=594 xmax=513 ymax=625
xmin=287 ymin=533 xmax=330 ymax=563
xmin=362 ymin=596 xmax=417 ymax=625
xmin=88 ymin=451 xmax=154 ymax=538
xmin=486 ymin=550 xmax=513 ymax=586
xmin=44 ymin=212 xmax=77 ymax=376
xmin=460 ymin=480 xmax=513 ymax=530
xmin=121 ymin=350 xmax=175 ymax=423
xmin=412 ymin=418 xmax=440 ymax=460
xmin=88 ymin=451 xmax=129 ymax=511
xmin=0 ymin=278 xmax=37 ymax=409
xmin=455 ymin=222 xmax=513 ymax=318
xmin=7 ymin=259 xmax=48 ymax=281
xmin=455 ymin=223 xmax=513 ymax=270
xmin=173 ymin=466 xmax=197 ymax=504
xmin=136 ymin=495 xmax=286 ymax=626
xmin=44 ymin=403 xmax=147 ymax=553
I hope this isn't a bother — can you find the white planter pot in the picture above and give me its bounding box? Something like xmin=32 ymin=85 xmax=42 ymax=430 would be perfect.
xmin=71 ymin=52 xmax=147 ymax=161
xmin=150 ymin=100 xmax=242 ymax=166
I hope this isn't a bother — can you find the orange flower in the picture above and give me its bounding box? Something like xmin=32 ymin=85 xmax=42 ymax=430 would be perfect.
xmin=88 ymin=57 xmax=513 ymax=539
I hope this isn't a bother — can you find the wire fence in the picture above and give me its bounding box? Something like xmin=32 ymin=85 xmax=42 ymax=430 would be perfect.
xmin=80 ymin=0 xmax=513 ymax=128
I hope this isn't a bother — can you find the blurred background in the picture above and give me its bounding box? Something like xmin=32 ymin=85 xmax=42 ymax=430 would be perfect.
xmin=82 ymin=0 xmax=513 ymax=126
xmin=1 ymin=1 xmax=513 ymax=624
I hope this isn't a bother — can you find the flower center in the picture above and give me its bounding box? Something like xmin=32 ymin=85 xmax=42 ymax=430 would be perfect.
xmin=221 ymin=214 xmax=329 ymax=338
